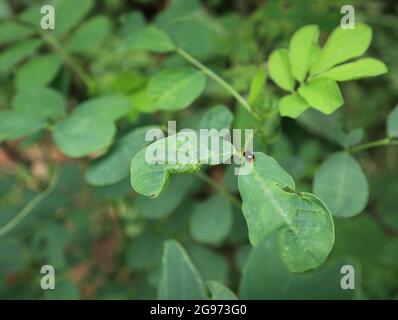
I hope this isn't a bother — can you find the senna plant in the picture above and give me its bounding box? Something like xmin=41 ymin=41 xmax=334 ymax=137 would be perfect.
xmin=1 ymin=0 xmax=398 ymax=300
xmin=128 ymin=21 xmax=392 ymax=277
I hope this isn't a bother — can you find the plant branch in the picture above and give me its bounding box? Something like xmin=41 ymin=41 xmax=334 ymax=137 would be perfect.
xmin=40 ymin=31 xmax=96 ymax=93
xmin=349 ymin=137 xmax=398 ymax=153
xmin=194 ymin=171 xmax=241 ymax=209
xmin=0 ymin=171 xmax=59 ymax=237
xmin=176 ymin=48 xmax=261 ymax=121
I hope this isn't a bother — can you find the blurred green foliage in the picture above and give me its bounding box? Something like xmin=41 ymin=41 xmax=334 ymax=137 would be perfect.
xmin=0 ymin=0 xmax=398 ymax=300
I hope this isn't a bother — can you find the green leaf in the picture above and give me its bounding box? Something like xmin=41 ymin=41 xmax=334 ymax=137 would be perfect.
xmin=279 ymin=94 xmax=309 ymax=118
xmin=268 ymin=48 xmax=295 ymax=91
xmin=53 ymin=114 xmax=115 ymax=158
xmin=0 ymin=21 xmax=33 ymax=45
xmin=52 ymin=0 xmax=94 ymax=37
xmin=387 ymin=105 xmax=398 ymax=138
xmin=240 ymin=233 xmax=356 ymax=299
xmin=131 ymin=131 xmax=235 ymax=197
xmin=207 ymin=282 xmax=238 ymax=300
xmin=135 ymin=175 xmax=195 ymax=219
xmin=198 ymin=105 xmax=233 ymax=130
xmin=86 ymin=126 xmax=155 ymax=186
xmin=0 ymin=39 xmax=42 ymax=74
xmin=127 ymin=231 xmax=165 ymax=271
xmin=190 ymin=194 xmax=232 ymax=245
xmin=311 ymin=23 xmax=372 ymax=75
xmin=148 ymin=67 xmax=207 ymax=110
xmin=313 ymin=152 xmax=369 ymax=218
xmin=12 ymin=87 xmax=66 ymax=118
xmin=158 ymin=240 xmax=207 ymax=300
xmin=123 ymin=26 xmax=175 ymax=53
xmin=289 ymin=25 xmax=320 ymax=82
xmin=67 ymin=16 xmax=110 ymax=53
xmin=319 ymin=58 xmax=387 ymax=81
xmin=187 ymin=243 xmax=228 ymax=283
xmin=298 ymin=77 xmax=343 ymax=114
xmin=73 ymin=95 xmax=130 ymax=121
xmin=15 ymin=54 xmax=62 ymax=90
xmin=0 ymin=111 xmax=47 ymax=142
xmin=238 ymin=152 xmax=334 ymax=272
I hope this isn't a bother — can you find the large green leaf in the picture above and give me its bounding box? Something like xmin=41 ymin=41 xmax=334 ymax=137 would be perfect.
xmin=387 ymin=105 xmax=398 ymax=138
xmin=67 ymin=16 xmax=110 ymax=53
xmin=131 ymin=131 xmax=236 ymax=197
xmin=311 ymin=23 xmax=372 ymax=75
xmin=313 ymin=152 xmax=369 ymax=218
xmin=190 ymin=194 xmax=232 ymax=245
xmin=12 ymin=87 xmax=66 ymax=118
xmin=86 ymin=126 xmax=155 ymax=186
xmin=298 ymin=77 xmax=343 ymax=114
xmin=158 ymin=240 xmax=207 ymax=300
xmin=15 ymin=54 xmax=62 ymax=89
xmin=0 ymin=39 xmax=42 ymax=74
xmin=53 ymin=114 xmax=115 ymax=158
xmin=239 ymin=233 xmax=356 ymax=299
xmin=289 ymin=25 xmax=320 ymax=82
xmin=148 ymin=67 xmax=207 ymax=110
xmin=268 ymin=48 xmax=295 ymax=92
xmin=73 ymin=95 xmax=130 ymax=121
xmin=0 ymin=111 xmax=47 ymax=142
xmin=207 ymin=282 xmax=238 ymax=300
xmin=238 ymin=152 xmax=334 ymax=272
xmin=279 ymin=94 xmax=309 ymax=119
xmin=123 ymin=26 xmax=175 ymax=53
xmin=319 ymin=58 xmax=387 ymax=81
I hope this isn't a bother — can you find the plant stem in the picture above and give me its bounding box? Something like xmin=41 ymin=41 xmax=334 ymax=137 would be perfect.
xmin=176 ymin=48 xmax=260 ymax=121
xmin=40 ymin=31 xmax=96 ymax=93
xmin=349 ymin=137 xmax=398 ymax=153
xmin=0 ymin=172 xmax=59 ymax=237
xmin=195 ymin=171 xmax=241 ymax=209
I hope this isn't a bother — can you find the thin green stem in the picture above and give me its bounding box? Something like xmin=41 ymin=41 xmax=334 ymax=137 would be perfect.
xmin=0 ymin=172 xmax=59 ymax=237
xmin=349 ymin=137 xmax=398 ymax=154
xmin=40 ymin=32 xmax=96 ymax=93
xmin=195 ymin=171 xmax=241 ymax=209
xmin=176 ymin=48 xmax=261 ymax=121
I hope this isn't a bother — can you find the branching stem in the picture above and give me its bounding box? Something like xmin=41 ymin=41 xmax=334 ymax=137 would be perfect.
xmin=176 ymin=48 xmax=261 ymax=121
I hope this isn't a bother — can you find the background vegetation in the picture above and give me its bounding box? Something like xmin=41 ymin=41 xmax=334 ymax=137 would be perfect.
xmin=0 ymin=0 xmax=397 ymax=299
